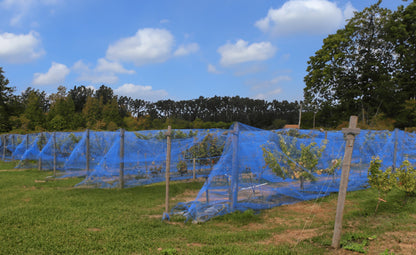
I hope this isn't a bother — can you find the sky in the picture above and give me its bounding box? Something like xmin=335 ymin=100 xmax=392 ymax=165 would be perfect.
xmin=0 ymin=0 xmax=408 ymax=102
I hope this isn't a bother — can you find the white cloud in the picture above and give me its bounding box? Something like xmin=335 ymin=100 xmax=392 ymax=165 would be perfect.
xmin=114 ymin=83 xmax=168 ymax=102
xmin=72 ymin=59 xmax=135 ymax=84
xmin=254 ymin=88 xmax=283 ymax=100
xmin=174 ymin=43 xmax=199 ymax=56
xmin=106 ymin=28 xmax=174 ymax=66
xmin=207 ymin=64 xmax=221 ymax=74
xmin=249 ymin=75 xmax=291 ymax=100
xmin=95 ymin=58 xmax=135 ymax=74
xmin=0 ymin=31 xmax=44 ymax=63
xmin=343 ymin=2 xmax=357 ymax=21
xmin=218 ymin=39 xmax=276 ymax=66
xmin=255 ymin=0 xmax=351 ymax=36
xmin=1 ymin=0 xmax=61 ymax=26
xmin=32 ymin=62 xmax=70 ymax=85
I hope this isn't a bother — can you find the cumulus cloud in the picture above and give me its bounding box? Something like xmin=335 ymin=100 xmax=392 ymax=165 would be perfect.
xmin=72 ymin=59 xmax=135 ymax=84
xmin=95 ymin=58 xmax=135 ymax=74
xmin=218 ymin=39 xmax=276 ymax=66
xmin=255 ymin=0 xmax=353 ymax=36
xmin=32 ymin=62 xmax=70 ymax=85
xmin=114 ymin=83 xmax=168 ymax=102
xmin=207 ymin=64 xmax=221 ymax=74
xmin=174 ymin=43 xmax=199 ymax=56
xmin=0 ymin=31 xmax=45 ymax=63
xmin=106 ymin=28 xmax=174 ymax=66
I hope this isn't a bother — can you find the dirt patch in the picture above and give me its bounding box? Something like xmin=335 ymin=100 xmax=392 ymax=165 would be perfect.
xmin=87 ymin=228 xmax=102 ymax=232
xmin=367 ymin=231 xmax=416 ymax=255
xmin=171 ymin=189 xmax=199 ymax=203
xmin=258 ymin=228 xmax=320 ymax=245
xmin=186 ymin=243 xmax=204 ymax=247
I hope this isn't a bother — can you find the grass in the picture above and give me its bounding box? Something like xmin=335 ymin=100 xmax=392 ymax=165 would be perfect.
xmin=1 ymin=161 xmax=416 ymax=254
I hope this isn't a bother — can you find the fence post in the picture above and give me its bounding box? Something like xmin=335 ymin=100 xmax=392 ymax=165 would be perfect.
xmin=11 ymin=135 xmax=14 ymax=161
xmin=53 ymin=132 xmax=57 ymax=177
xmin=2 ymin=135 xmax=5 ymax=161
xmin=26 ymin=134 xmax=29 ymax=151
xmin=38 ymin=133 xmax=42 ymax=171
xmin=392 ymin=128 xmax=398 ymax=172
xmin=119 ymin=129 xmax=125 ymax=189
xmin=193 ymin=158 xmax=196 ymax=180
xmin=86 ymin=129 xmax=90 ymax=174
xmin=231 ymin=123 xmax=239 ymax=211
xmin=165 ymin=126 xmax=172 ymax=216
xmin=332 ymin=116 xmax=360 ymax=249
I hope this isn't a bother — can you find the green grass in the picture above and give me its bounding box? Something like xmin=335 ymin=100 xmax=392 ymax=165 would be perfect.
xmin=1 ymin=161 xmax=415 ymax=254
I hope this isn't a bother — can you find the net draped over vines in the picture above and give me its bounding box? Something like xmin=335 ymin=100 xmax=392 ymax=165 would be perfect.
xmin=1 ymin=123 xmax=415 ymax=222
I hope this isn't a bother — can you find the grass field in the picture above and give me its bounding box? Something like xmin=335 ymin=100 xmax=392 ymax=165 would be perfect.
xmin=1 ymin=161 xmax=415 ymax=254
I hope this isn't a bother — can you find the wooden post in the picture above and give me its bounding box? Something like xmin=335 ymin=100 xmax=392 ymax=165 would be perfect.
xmin=165 ymin=126 xmax=172 ymax=215
xmin=38 ymin=133 xmax=42 ymax=171
xmin=332 ymin=116 xmax=360 ymax=249
xmin=193 ymin=158 xmax=196 ymax=180
xmin=392 ymin=128 xmax=398 ymax=172
xmin=2 ymin=135 xmax=5 ymax=161
xmin=53 ymin=132 xmax=57 ymax=177
xmin=231 ymin=123 xmax=239 ymax=211
xmin=26 ymin=134 xmax=29 ymax=151
xmin=11 ymin=135 xmax=14 ymax=161
xmin=119 ymin=129 xmax=125 ymax=189
xmin=86 ymin=129 xmax=90 ymax=174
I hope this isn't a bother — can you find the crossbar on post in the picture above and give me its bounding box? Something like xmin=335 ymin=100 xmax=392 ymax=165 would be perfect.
xmin=165 ymin=126 xmax=172 ymax=216
xmin=332 ymin=116 xmax=360 ymax=249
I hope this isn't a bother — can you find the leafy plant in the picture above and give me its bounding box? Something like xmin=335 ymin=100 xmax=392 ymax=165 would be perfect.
xmin=182 ymin=133 xmax=225 ymax=168
xmin=262 ymin=135 xmax=326 ymax=189
xmin=394 ymin=160 xmax=416 ymax=197
xmin=176 ymin=160 xmax=187 ymax=176
xmin=367 ymin=157 xmax=395 ymax=213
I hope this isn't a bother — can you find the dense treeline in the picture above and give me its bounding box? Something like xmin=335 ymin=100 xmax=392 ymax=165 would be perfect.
xmin=304 ymin=1 xmax=416 ymax=129
xmin=0 ymin=70 xmax=300 ymax=133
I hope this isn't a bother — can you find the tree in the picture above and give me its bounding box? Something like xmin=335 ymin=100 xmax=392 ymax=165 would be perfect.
xmin=304 ymin=2 xmax=397 ymax=126
xmin=68 ymin=85 xmax=94 ymax=112
xmin=95 ymin=85 xmax=115 ymax=105
xmin=23 ymin=91 xmax=46 ymax=131
xmin=0 ymin=68 xmax=15 ymax=132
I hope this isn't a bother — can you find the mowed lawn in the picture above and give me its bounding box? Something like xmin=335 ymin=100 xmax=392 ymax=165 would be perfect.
xmin=1 ymin=161 xmax=416 ymax=254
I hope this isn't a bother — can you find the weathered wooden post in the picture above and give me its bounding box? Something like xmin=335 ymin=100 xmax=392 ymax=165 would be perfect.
xmin=193 ymin=158 xmax=196 ymax=180
xmin=119 ymin=129 xmax=125 ymax=189
xmin=2 ymin=135 xmax=6 ymax=161
xmin=332 ymin=116 xmax=360 ymax=249
xmin=38 ymin=133 xmax=43 ymax=171
xmin=11 ymin=135 xmax=14 ymax=161
xmin=86 ymin=129 xmax=90 ymax=174
xmin=392 ymin=128 xmax=399 ymax=172
xmin=165 ymin=126 xmax=172 ymax=216
xmin=230 ymin=123 xmax=239 ymax=211
xmin=26 ymin=134 xmax=29 ymax=151
xmin=53 ymin=132 xmax=57 ymax=177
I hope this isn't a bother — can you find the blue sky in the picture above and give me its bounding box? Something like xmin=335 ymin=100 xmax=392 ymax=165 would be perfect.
xmin=0 ymin=0 xmax=407 ymax=102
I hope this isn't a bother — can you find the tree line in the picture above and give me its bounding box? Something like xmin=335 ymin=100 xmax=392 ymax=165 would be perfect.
xmin=0 ymin=70 xmax=301 ymax=133
xmin=304 ymin=1 xmax=416 ymax=129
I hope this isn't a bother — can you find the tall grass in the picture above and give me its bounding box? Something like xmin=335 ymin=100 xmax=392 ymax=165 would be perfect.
xmin=1 ymin=161 xmax=415 ymax=254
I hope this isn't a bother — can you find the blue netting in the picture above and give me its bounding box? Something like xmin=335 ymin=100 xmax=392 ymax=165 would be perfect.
xmin=171 ymin=124 xmax=414 ymax=223
xmin=5 ymin=124 xmax=416 ymax=222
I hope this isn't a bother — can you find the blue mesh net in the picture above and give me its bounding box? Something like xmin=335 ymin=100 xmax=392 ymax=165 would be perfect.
xmin=5 ymin=123 xmax=416 ymax=222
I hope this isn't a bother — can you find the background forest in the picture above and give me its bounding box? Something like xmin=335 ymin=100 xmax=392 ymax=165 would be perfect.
xmin=0 ymin=1 xmax=415 ymax=133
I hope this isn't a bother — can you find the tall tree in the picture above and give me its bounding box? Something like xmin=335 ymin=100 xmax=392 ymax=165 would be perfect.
xmin=68 ymin=85 xmax=94 ymax=112
xmin=0 ymin=68 xmax=15 ymax=132
xmin=304 ymin=2 xmax=396 ymax=125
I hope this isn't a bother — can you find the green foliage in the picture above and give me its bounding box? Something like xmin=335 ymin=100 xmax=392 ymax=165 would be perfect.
xmin=395 ymin=160 xmax=416 ymax=196
xmin=182 ymin=133 xmax=225 ymax=167
xmin=262 ymin=135 xmax=326 ymax=188
xmin=340 ymin=232 xmax=374 ymax=253
xmin=368 ymin=157 xmax=395 ymax=203
xmin=176 ymin=160 xmax=187 ymax=175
